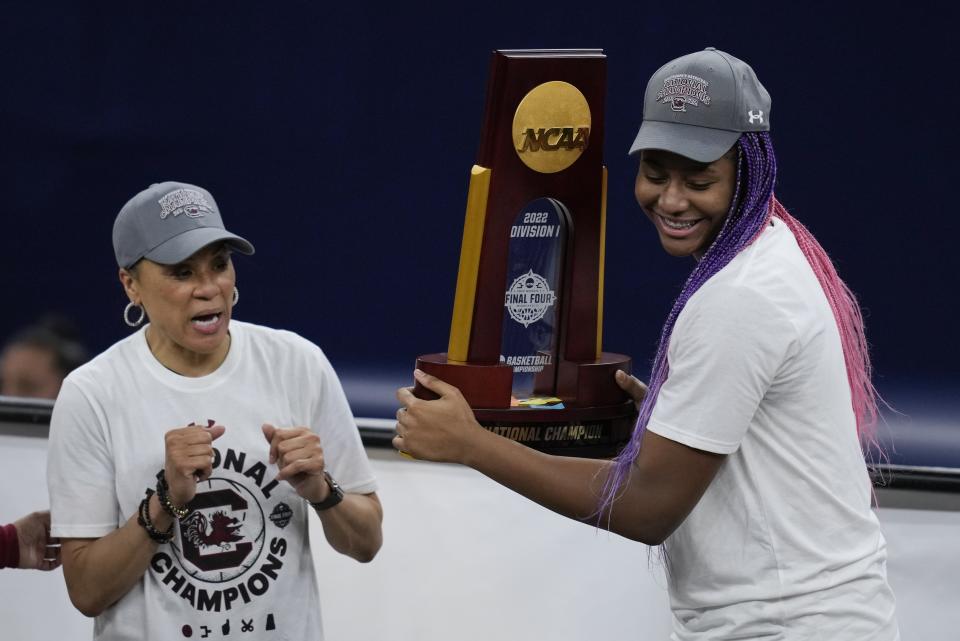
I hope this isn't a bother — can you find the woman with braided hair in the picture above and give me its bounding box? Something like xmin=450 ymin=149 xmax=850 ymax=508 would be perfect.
xmin=394 ymin=48 xmax=898 ymax=640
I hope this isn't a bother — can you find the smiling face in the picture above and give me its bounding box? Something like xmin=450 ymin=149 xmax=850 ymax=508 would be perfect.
xmin=119 ymin=243 xmax=235 ymax=376
xmin=634 ymin=148 xmax=738 ymax=259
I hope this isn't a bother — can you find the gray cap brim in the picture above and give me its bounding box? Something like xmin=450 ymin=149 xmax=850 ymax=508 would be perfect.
xmin=628 ymin=120 xmax=741 ymax=163
xmin=143 ymin=226 xmax=255 ymax=265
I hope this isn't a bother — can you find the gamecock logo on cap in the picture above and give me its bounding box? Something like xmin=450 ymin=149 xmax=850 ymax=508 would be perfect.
xmin=656 ymin=74 xmax=711 ymax=112
xmin=158 ymin=188 xmax=214 ymax=220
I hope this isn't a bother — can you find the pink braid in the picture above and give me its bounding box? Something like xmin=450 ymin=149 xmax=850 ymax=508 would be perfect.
xmin=773 ymin=198 xmax=881 ymax=454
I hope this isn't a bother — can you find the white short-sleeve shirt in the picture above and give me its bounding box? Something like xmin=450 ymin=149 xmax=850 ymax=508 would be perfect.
xmin=648 ymin=218 xmax=898 ymax=640
xmin=47 ymin=321 xmax=377 ymax=641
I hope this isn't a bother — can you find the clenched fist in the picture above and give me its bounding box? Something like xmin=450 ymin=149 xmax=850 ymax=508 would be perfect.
xmin=262 ymin=424 xmax=330 ymax=504
xmin=164 ymin=423 xmax=226 ymax=507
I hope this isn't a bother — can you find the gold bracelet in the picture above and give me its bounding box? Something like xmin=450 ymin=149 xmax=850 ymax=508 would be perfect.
xmin=156 ymin=470 xmax=190 ymax=519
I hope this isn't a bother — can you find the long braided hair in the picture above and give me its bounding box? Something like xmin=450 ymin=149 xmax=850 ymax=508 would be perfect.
xmin=597 ymin=131 xmax=881 ymax=517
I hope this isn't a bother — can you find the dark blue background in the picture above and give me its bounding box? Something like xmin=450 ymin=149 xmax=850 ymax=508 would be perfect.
xmin=1 ymin=2 xmax=956 ymax=437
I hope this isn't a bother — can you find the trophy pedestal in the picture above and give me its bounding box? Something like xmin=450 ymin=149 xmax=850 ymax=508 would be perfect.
xmin=415 ymin=352 xmax=635 ymax=457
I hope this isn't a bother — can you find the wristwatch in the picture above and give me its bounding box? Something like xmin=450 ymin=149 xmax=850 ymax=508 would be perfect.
xmin=310 ymin=471 xmax=344 ymax=511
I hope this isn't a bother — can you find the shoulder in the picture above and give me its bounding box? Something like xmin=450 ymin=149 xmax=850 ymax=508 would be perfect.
xmin=697 ymin=221 xmax=807 ymax=309
xmin=678 ymin=232 xmax=802 ymax=340
xmin=234 ymin=320 xmax=313 ymax=348
xmin=683 ymin=271 xmax=788 ymax=329
xmin=60 ymin=331 xmax=143 ymax=396
xmin=232 ymin=320 xmax=335 ymax=372
xmin=50 ymin=336 xmax=143 ymax=438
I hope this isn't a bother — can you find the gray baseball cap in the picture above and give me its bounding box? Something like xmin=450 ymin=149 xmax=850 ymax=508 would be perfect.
xmin=629 ymin=47 xmax=771 ymax=162
xmin=113 ymin=181 xmax=255 ymax=269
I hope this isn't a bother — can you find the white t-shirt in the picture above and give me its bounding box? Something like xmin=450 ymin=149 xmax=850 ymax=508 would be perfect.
xmin=47 ymin=321 xmax=377 ymax=641
xmin=648 ymin=218 xmax=898 ymax=640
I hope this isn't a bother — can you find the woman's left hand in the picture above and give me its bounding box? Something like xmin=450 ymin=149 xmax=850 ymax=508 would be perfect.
xmin=615 ymin=369 xmax=649 ymax=412
xmin=261 ymin=424 xmax=331 ymax=503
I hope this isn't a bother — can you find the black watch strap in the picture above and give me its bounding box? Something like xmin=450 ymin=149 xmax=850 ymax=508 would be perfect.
xmin=310 ymin=471 xmax=344 ymax=511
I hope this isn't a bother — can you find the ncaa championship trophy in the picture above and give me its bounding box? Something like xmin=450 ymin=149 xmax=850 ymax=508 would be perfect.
xmin=415 ymin=49 xmax=635 ymax=458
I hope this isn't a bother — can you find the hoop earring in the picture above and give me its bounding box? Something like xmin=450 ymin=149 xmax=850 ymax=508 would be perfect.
xmin=124 ymin=302 xmax=145 ymax=327
xmin=232 ymin=287 xmax=239 ymax=306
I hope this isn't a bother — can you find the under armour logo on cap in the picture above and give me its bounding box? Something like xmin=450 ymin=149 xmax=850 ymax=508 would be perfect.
xmin=748 ymin=110 xmax=764 ymax=124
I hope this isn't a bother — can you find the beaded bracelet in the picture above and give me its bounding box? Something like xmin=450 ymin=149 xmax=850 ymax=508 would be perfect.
xmin=137 ymin=488 xmax=174 ymax=544
xmin=156 ymin=470 xmax=190 ymax=519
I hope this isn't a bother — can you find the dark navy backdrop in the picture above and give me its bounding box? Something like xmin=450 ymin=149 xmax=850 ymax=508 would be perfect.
xmin=1 ymin=2 xmax=957 ymax=426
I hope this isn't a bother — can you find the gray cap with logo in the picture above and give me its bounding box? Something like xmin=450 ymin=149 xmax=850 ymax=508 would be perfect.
xmin=113 ymin=181 xmax=255 ymax=269
xmin=629 ymin=47 xmax=771 ymax=163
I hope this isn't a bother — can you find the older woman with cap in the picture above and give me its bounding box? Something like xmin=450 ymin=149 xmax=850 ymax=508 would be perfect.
xmin=47 ymin=182 xmax=382 ymax=641
xmin=394 ymin=49 xmax=899 ymax=640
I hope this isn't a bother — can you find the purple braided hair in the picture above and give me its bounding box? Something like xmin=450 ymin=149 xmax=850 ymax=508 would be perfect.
xmin=597 ymin=131 xmax=776 ymax=517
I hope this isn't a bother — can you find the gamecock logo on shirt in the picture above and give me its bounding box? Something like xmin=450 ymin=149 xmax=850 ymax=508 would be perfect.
xmin=172 ymin=477 xmax=266 ymax=583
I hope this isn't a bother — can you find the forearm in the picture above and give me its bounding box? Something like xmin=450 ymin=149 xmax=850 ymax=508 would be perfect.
xmin=397 ymin=371 xmax=723 ymax=545
xmin=64 ymin=495 xmax=173 ymax=616
xmin=464 ymin=427 xmax=615 ymax=525
xmin=462 ymin=426 xmax=721 ymax=544
xmin=315 ymin=493 xmax=383 ymax=563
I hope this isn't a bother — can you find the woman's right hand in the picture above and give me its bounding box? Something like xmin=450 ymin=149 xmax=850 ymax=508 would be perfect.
xmin=163 ymin=423 xmax=226 ymax=506
xmin=394 ymin=370 xmax=486 ymax=465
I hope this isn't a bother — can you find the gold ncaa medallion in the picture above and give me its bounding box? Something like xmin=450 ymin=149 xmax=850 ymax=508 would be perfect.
xmin=513 ymin=81 xmax=591 ymax=174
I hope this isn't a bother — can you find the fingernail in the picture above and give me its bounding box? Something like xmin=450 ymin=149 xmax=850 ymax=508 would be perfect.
xmin=414 ymin=369 xmax=425 ymax=379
